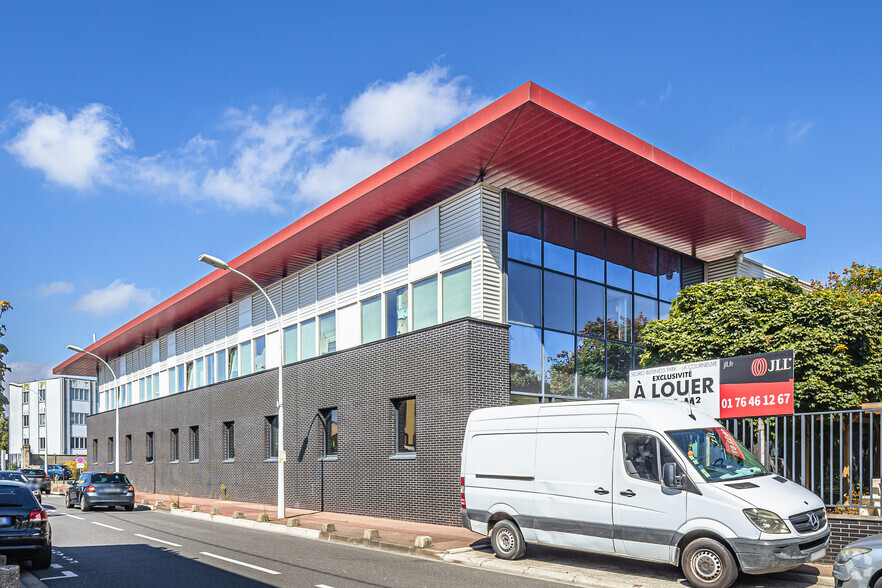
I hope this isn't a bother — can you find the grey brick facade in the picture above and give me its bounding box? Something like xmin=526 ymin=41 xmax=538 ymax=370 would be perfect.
xmin=86 ymin=318 xmax=510 ymax=526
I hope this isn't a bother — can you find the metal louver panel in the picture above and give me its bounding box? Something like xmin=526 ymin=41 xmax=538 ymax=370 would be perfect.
xmin=440 ymin=187 xmax=481 ymax=266
xmin=159 ymin=336 xmax=168 ymax=362
xmin=204 ymin=314 xmax=215 ymax=346
xmin=185 ymin=324 xmax=195 ymax=353
xmin=704 ymin=259 xmax=735 ymax=282
xmin=252 ymin=293 xmax=266 ymax=327
xmin=358 ymin=237 xmax=382 ymax=297
xmin=282 ymin=276 xmax=298 ymax=315
xmin=215 ymin=309 xmax=226 ymax=340
xmin=267 ymin=283 xmax=282 ymax=323
xmin=316 ymin=259 xmax=336 ymax=312
xmin=299 ymin=267 xmax=317 ymax=316
xmin=479 ymin=187 xmax=504 ymax=322
xmin=337 ymin=248 xmax=358 ymax=305
xmin=226 ymin=306 xmax=237 ymax=338
xmin=383 ymin=224 xmax=408 ymax=284
xmin=194 ymin=319 xmax=205 ymax=349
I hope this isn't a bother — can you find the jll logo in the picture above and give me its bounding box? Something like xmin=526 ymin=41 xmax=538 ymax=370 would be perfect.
xmin=751 ymin=358 xmax=768 ymax=377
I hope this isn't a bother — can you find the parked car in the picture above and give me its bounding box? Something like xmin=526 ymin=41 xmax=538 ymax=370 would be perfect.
xmin=0 ymin=480 xmax=51 ymax=569
xmin=65 ymin=472 xmax=135 ymax=511
xmin=0 ymin=472 xmax=41 ymax=504
xmin=46 ymin=465 xmax=72 ymax=481
xmin=460 ymin=399 xmax=830 ymax=588
xmin=19 ymin=469 xmax=50 ymax=495
xmin=834 ymin=534 xmax=882 ymax=588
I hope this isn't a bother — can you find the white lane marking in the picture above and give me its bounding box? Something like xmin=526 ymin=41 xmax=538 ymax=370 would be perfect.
xmin=91 ymin=521 xmax=124 ymax=531
xmin=64 ymin=514 xmax=84 ymax=520
xmin=50 ymin=563 xmax=62 ymax=568
xmin=134 ymin=533 xmax=182 ymax=547
xmin=40 ymin=570 xmax=78 ymax=580
xmin=199 ymin=552 xmax=281 ymax=575
xmin=316 ymin=585 xmax=336 ymax=588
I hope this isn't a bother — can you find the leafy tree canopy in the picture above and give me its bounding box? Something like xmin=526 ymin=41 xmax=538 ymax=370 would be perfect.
xmin=639 ymin=271 xmax=882 ymax=412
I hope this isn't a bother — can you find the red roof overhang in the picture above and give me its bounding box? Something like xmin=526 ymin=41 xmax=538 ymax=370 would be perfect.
xmin=55 ymin=81 xmax=805 ymax=377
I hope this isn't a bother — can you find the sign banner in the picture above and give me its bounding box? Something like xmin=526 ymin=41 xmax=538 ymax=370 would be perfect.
xmin=719 ymin=350 xmax=794 ymax=418
xmin=628 ymin=359 xmax=721 ymax=418
xmin=629 ymin=350 xmax=795 ymax=419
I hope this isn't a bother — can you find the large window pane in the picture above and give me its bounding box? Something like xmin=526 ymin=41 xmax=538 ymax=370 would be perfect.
xmin=633 ymin=240 xmax=658 ymax=298
xmin=509 ymin=325 xmax=541 ymax=394
xmin=385 ymin=286 xmax=409 ymax=337
xmin=185 ymin=361 xmax=195 ymax=390
xmin=254 ymin=335 xmax=267 ymax=370
xmin=413 ymin=276 xmax=438 ymax=330
xmin=216 ymin=350 xmax=226 ymax=382
xmin=361 ymin=296 xmax=382 ymax=343
xmin=606 ymin=289 xmax=632 ymax=343
xmin=659 ymin=249 xmax=682 ymax=302
xmin=195 ymin=357 xmax=205 ymax=387
xmin=607 ymin=342 xmax=632 ymax=399
xmin=544 ymin=330 xmax=575 ymax=397
xmin=634 ymin=295 xmax=658 ymax=345
xmin=300 ymin=319 xmax=316 ymax=360
xmin=240 ymin=341 xmax=252 ymax=376
xmin=177 ymin=364 xmax=186 ymax=391
xmin=442 ymin=265 xmax=471 ymax=321
xmin=660 ymin=301 xmax=671 ymax=320
xmin=543 ymin=271 xmax=574 ymax=333
xmin=206 ymin=355 xmax=214 ymax=386
xmin=577 ymin=279 xmax=605 ymax=338
xmin=576 ymin=337 xmax=605 ymax=399
xmin=507 ymin=195 xmax=541 ymax=265
xmin=508 ymin=261 xmax=541 ymax=326
xmin=169 ymin=367 xmax=176 ymax=394
xmin=576 ymin=218 xmax=604 ymax=282
xmin=606 ymin=229 xmax=632 ymax=290
xmin=543 ymin=207 xmax=575 ymax=274
xmin=319 ymin=312 xmax=336 ymax=354
xmin=227 ymin=347 xmax=239 ymax=378
xmin=284 ymin=325 xmax=298 ymax=364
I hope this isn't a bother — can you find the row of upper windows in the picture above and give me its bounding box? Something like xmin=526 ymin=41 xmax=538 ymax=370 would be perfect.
xmin=96 ymin=399 xmax=414 ymax=464
xmin=99 ymin=266 xmax=471 ymax=410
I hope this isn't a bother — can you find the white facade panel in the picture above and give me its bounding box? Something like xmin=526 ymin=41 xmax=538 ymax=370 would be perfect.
xmin=337 ymin=303 xmax=360 ymax=351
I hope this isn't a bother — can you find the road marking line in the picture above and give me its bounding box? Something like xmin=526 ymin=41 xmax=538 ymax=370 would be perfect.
xmin=50 ymin=564 xmax=62 ymax=568
xmin=135 ymin=533 xmax=182 ymax=547
xmin=64 ymin=514 xmax=84 ymax=520
xmin=199 ymin=552 xmax=281 ymax=575
xmin=40 ymin=570 xmax=77 ymax=580
xmin=91 ymin=522 xmax=124 ymax=531
xmin=316 ymin=585 xmax=336 ymax=588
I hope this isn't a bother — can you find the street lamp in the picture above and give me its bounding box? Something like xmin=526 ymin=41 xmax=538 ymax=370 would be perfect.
xmin=199 ymin=254 xmax=286 ymax=519
xmin=67 ymin=345 xmax=120 ymax=468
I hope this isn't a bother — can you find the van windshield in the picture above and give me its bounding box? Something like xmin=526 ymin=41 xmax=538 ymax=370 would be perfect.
xmin=667 ymin=428 xmax=767 ymax=482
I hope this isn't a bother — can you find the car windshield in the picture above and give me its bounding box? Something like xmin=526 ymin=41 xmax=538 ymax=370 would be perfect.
xmin=0 ymin=473 xmax=27 ymax=483
xmin=92 ymin=474 xmax=129 ymax=484
xmin=0 ymin=486 xmax=36 ymax=507
xmin=667 ymin=428 xmax=768 ymax=482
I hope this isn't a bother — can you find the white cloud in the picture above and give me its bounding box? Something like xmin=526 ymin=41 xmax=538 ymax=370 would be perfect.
xmin=36 ymin=281 xmax=74 ymax=298
xmin=4 ymin=66 xmax=488 ymax=212
xmin=6 ymin=361 xmax=53 ymax=384
xmin=5 ymin=103 xmax=132 ymax=189
xmin=658 ymin=83 xmax=674 ymax=102
xmin=73 ymin=279 xmax=158 ymax=318
xmin=786 ymin=119 xmax=814 ymax=144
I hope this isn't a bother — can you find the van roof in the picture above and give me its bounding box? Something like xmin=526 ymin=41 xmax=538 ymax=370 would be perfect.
xmin=469 ymin=399 xmax=719 ymax=431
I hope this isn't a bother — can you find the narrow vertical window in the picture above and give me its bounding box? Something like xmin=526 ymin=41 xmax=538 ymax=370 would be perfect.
xmin=125 ymin=435 xmax=132 ymax=463
xmin=319 ymin=312 xmax=336 ymax=355
xmin=177 ymin=364 xmax=186 ymax=392
xmin=107 ymin=437 xmax=114 ymax=463
xmin=92 ymin=439 xmax=98 ymax=463
xmin=216 ymin=349 xmax=226 ymax=382
xmin=223 ymin=421 xmax=235 ymax=461
xmin=227 ymin=346 xmax=239 ymax=379
xmin=170 ymin=429 xmax=179 ymax=462
xmin=169 ymin=367 xmax=177 ymax=394
xmin=284 ymin=325 xmax=298 ymax=364
xmin=195 ymin=357 xmax=205 ymax=387
xmin=185 ymin=361 xmax=195 ymax=390
xmin=385 ymin=286 xmax=409 ymax=337
xmin=412 ymin=276 xmax=438 ymax=330
xmin=360 ymin=296 xmax=382 ymax=344
xmin=146 ymin=432 xmax=154 ymax=463
xmin=240 ymin=341 xmax=252 ymax=376
xmin=189 ymin=426 xmax=200 ymax=462
xmin=300 ymin=319 xmax=316 ymax=360
xmin=206 ymin=354 xmax=215 ymax=386
xmin=393 ymin=398 xmax=416 ymax=454
xmin=442 ymin=264 xmax=471 ymax=321
xmin=254 ymin=336 xmax=266 ymax=371
xmin=320 ymin=408 xmax=338 ymax=457
xmin=266 ymin=415 xmax=279 ymax=459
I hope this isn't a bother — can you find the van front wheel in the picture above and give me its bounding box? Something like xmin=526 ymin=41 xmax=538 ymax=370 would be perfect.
xmin=490 ymin=519 xmax=526 ymax=560
xmin=681 ymin=538 xmax=738 ymax=588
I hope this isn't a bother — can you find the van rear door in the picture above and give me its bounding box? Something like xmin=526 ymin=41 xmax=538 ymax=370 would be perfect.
xmin=531 ymin=404 xmax=616 ymax=553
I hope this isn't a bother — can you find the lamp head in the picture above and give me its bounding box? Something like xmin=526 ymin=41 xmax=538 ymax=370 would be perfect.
xmin=199 ymin=254 xmax=230 ymax=271
xmin=67 ymin=345 xmax=85 ymax=353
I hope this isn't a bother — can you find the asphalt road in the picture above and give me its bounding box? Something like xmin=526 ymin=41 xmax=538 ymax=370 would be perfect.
xmin=27 ymin=494 xmax=560 ymax=587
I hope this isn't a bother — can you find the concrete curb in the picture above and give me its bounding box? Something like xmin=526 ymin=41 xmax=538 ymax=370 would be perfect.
xmin=19 ymin=569 xmax=47 ymax=588
xmin=166 ymin=508 xmax=322 ymax=539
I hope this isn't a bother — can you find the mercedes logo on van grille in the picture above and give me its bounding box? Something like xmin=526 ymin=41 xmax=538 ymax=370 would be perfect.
xmin=808 ymin=511 xmax=820 ymax=530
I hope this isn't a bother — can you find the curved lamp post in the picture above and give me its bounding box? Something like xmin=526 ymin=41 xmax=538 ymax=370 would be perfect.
xmin=67 ymin=345 xmax=119 ymax=468
xmin=199 ymin=254 xmax=286 ymax=519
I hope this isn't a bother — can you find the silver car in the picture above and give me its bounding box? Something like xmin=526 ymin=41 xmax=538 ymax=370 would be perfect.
xmin=0 ymin=471 xmax=41 ymax=504
xmin=834 ymin=534 xmax=882 ymax=588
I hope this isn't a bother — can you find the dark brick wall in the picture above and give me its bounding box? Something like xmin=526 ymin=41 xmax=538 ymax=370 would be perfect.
xmin=86 ymin=318 xmax=510 ymax=525
xmin=820 ymin=515 xmax=882 ymax=564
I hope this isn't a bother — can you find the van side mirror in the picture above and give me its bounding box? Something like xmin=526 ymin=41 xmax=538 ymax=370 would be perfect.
xmin=663 ymin=462 xmax=683 ymax=489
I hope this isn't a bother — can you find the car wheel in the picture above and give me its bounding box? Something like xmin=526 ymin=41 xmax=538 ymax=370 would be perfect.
xmin=681 ymin=537 xmax=739 ymax=588
xmin=65 ymin=494 xmax=73 ymax=508
xmin=125 ymin=504 xmax=134 ymax=511
xmin=79 ymin=495 xmax=90 ymax=512
xmin=31 ymin=546 xmax=52 ymax=570
xmin=490 ymin=519 xmax=527 ymax=560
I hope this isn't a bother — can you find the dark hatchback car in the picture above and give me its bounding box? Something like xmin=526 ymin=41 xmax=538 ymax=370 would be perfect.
xmin=0 ymin=481 xmax=51 ymax=568
xmin=0 ymin=472 xmax=41 ymax=504
xmin=19 ymin=469 xmax=50 ymax=495
xmin=66 ymin=472 xmax=135 ymax=511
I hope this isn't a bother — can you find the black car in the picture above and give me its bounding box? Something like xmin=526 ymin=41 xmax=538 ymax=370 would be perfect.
xmin=66 ymin=472 xmax=135 ymax=511
xmin=0 ymin=472 xmax=41 ymax=504
xmin=19 ymin=469 xmax=50 ymax=495
xmin=0 ymin=481 xmax=51 ymax=568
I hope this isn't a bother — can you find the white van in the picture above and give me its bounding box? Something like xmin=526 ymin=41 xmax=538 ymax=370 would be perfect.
xmin=460 ymin=399 xmax=829 ymax=588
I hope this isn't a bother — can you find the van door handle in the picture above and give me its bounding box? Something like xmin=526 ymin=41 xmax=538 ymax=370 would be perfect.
xmin=594 ymin=488 xmax=610 ymax=495
xmin=620 ymin=489 xmax=636 ymax=497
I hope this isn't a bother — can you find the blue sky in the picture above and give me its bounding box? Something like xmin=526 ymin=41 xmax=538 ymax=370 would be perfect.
xmin=2 ymin=2 xmax=880 ymax=382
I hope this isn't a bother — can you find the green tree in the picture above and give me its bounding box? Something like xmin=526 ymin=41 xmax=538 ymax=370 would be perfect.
xmin=0 ymin=300 xmax=11 ymax=451
xmin=639 ymin=273 xmax=882 ymax=412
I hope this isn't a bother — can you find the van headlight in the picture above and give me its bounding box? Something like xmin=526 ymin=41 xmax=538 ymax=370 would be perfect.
xmin=743 ymin=508 xmax=790 ymax=534
xmin=837 ymin=547 xmax=871 ymax=564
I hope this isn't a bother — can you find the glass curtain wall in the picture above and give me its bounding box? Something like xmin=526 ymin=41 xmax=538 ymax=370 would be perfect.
xmin=506 ymin=192 xmax=690 ymax=404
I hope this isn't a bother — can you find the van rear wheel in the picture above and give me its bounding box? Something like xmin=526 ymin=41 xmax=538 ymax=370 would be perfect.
xmin=490 ymin=519 xmax=526 ymax=560
xmin=681 ymin=537 xmax=738 ymax=588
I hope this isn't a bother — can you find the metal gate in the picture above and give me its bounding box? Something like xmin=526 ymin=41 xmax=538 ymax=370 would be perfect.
xmin=722 ymin=409 xmax=882 ymax=512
